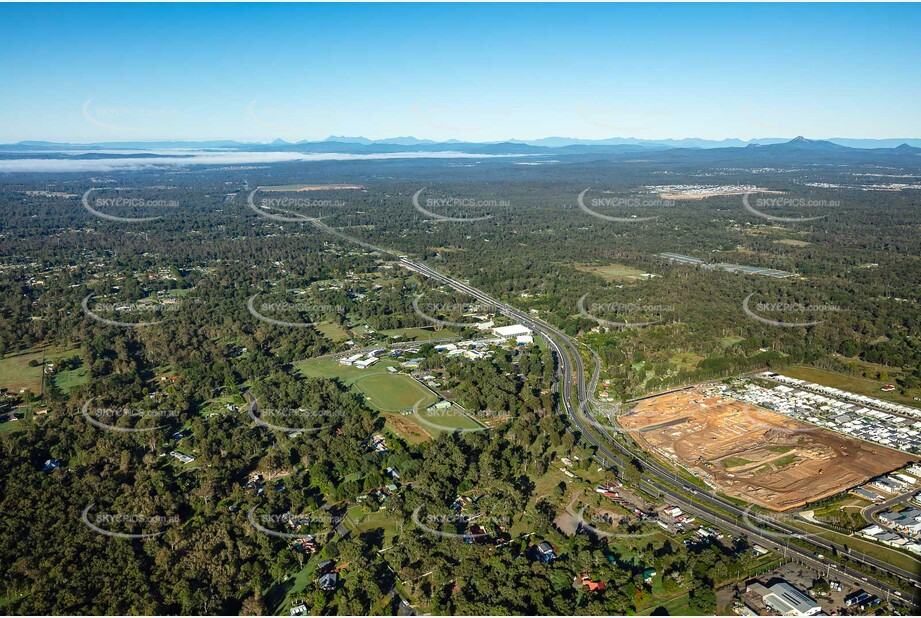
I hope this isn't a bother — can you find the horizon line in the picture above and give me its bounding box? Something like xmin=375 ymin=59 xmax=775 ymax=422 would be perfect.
xmin=8 ymin=135 xmax=921 ymax=146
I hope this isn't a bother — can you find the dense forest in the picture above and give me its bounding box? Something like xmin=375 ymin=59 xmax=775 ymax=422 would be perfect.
xmin=0 ymin=153 xmax=919 ymax=614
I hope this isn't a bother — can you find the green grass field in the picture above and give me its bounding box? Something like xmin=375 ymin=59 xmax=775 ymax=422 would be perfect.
xmin=812 ymin=495 xmax=872 ymax=516
xmin=347 ymin=507 xmax=403 ymax=545
xmin=636 ymin=591 xmax=694 ymax=616
xmin=781 ymin=365 xmax=920 ymax=408
xmin=765 ymin=445 xmax=794 ymax=454
xmin=0 ymin=411 xmax=29 ymax=433
xmin=350 ymin=324 xmax=372 ymax=336
xmin=0 ymin=350 xmax=44 ymax=394
xmin=723 ymin=457 xmax=752 ymax=468
xmin=772 ymin=454 xmax=798 ymax=468
xmin=669 ymin=351 xmax=703 ymax=372
xmin=314 ymin=321 xmax=350 ymax=342
xmin=46 ymin=348 xmax=87 ymax=392
xmin=719 ymin=336 xmax=745 ymax=349
xmin=0 ymin=347 xmax=87 ymax=396
xmin=53 ymin=364 xmax=88 ymax=392
xmin=295 ymin=357 xmax=437 ymax=411
xmin=416 ymin=407 xmax=487 ymax=433
xmin=268 ymin=556 xmax=324 ymax=615
xmin=353 ymin=373 xmax=438 ymax=411
xmin=811 ymin=495 xmax=872 ymax=530
xmin=199 ymin=392 xmax=246 ymax=417
xmin=295 ymin=356 xmax=395 ymax=383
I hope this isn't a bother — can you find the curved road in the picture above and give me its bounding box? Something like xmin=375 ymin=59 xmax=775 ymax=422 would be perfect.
xmin=257 ymin=207 xmax=920 ymax=609
xmin=398 ymin=257 xmax=919 ymax=609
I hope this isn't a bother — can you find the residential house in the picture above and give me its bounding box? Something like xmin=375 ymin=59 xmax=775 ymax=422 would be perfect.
xmin=579 ymin=574 xmax=606 ymax=592
xmin=533 ymin=541 xmax=556 ymax=563
xmin=318 ymin=572 xmax=338 ymax=592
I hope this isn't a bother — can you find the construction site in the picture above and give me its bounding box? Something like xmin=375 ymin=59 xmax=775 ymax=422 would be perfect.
xmin=620 ymin=389 xmax=913 ymax=511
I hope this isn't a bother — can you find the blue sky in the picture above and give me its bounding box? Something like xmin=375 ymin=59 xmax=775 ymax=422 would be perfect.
xmin=2 ymin=3 xmax=919 ymax=143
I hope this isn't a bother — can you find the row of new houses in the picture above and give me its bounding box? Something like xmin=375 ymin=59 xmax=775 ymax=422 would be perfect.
xmin=868 ymin=471 xmax=920 ymax=495
xmin=763 ymin=372 xmax=921 ymax=421
xmin=721 ymin=379 xmax=921 ymax=454
xmin=860 ymin=522 xmax=921 ymax=555
xmin=859 ymin=492 xmax=921 ymax=555
xmin=878 ymin=506 xmax=921 ymax=535
xmin=852 ymin=466 xmax=921 ymax=502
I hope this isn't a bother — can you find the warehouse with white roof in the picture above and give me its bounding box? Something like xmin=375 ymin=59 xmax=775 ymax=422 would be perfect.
xmin=492 ymin=324 xmax=533 ymax=338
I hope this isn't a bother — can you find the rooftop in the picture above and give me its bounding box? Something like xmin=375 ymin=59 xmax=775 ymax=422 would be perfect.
xmin=761 ymin=581 xmax=822 ymax=616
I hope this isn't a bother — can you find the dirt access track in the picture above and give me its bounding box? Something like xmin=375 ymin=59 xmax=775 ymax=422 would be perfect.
xmin=620 ymin=389 xmax=913 ymax=511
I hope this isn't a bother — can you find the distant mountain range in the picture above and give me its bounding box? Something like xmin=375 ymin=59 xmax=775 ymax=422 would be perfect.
xmin=628 ymin=136 xmax=921 ymax=166
xmin=6 ymin=135 xmax=921 ymax=151
xmin=2 ymin=137 xmax=919 ymax=168
xmin=305 ymin=135 xmax=921 ymax=149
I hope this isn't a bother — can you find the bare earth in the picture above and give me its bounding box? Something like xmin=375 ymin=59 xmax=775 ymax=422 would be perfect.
xmin=258 ymin=184 xmax=365 ymax=192
xmin=621 ymin=389 xmax=913 ymax=511
xmin=296 ymin=184 xmax=363 ymax=191
xmin=383 ymin=412 xmax=432 ymax=444
xmin=659 ymin=188 xmax=784 ymax=200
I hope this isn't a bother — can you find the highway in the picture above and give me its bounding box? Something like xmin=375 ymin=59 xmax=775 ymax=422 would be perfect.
xmin=272 ymin=208 xmax=920 ymax=608
xmin=397 ymin=256 xmax=920 ymax=610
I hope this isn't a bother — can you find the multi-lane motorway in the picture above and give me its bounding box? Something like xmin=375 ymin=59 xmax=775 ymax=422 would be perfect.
xmin=397 ymin=256 xmax=920 ymax=610
xmin=274 ymin=206 xmax=920 ymax=609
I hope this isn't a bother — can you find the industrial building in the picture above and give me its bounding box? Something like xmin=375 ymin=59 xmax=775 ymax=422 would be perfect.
xmin=748 ymin=581 xmax=823 ymax=616
xmin=659 ymin=253 xmax=796 ymax=278
xmin=492 ymin=324 xmax=533 ymax=339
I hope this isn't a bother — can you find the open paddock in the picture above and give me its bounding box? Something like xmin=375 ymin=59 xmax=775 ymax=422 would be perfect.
xmin=621 ymin=389 xmax=913 ymax=511
xmin=353 ymin=373 xmax=438 ymax=412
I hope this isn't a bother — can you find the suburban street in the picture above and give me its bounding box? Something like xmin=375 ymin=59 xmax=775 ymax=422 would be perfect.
xmin=5 ymin=6 xmax=920 ymax=615
xmin=397 ymin=255 xmax=921 ymax=611
xmin=286 ymin=209 xmax=921 ymax=610
xmin=862 ymin=490 xmax=918 ymax=526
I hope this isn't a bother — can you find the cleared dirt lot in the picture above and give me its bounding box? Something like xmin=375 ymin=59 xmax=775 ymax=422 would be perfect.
xmin=383 ymin=412 xmax=431 ymax=444
xmin=621 ymin=389 xmax=913 ymax=511
xmin=259 ymin=184 xmax=364 ymax=191
xmin=658 ymin=188 xmax=783 ymax=200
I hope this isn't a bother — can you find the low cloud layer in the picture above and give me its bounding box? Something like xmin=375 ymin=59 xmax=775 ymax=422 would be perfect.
xmin=0 ymin=150 xmax=521 ymax=173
